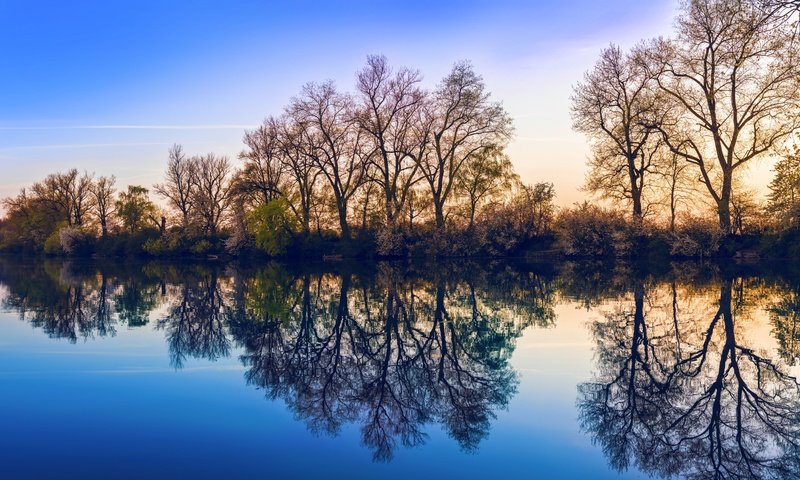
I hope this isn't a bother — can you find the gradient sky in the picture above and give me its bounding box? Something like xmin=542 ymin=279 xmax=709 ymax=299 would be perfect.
xmin=0 ymin=0 xmax=707 ymax=206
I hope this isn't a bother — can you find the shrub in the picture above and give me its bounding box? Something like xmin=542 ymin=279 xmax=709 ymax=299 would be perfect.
xmin=670 ymin=215 xmax=723 ymax=257
xmin=554 ymin=203 xmax=634 ymax=257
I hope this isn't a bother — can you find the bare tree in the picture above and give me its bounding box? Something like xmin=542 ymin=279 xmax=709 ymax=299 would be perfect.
xmin=237 ymin=118 xmax=288 ymax=207
xmin=31 ymin=169 xmax=94 ymax=227
xmin=648 ymin=0 xmax=800 ymax=233
xmin=417 ymin=62 xmax=513 ymax=229
xmin=288 ymin=81 xmax=368 ymax=239
xmin=276 ymin=116 xmax=320 ymax=234
xmin=573 ymin=45 xmax=665 ymax=224
xmin=191 ymin=153 xmax=234 ymax=237
xmin=91 ymin=175 xmax=116 ymax=237
xmin=355 ymin=55 xmax=425 ymax=226
xmin=154 ymin=144 xmax=197 ymax=229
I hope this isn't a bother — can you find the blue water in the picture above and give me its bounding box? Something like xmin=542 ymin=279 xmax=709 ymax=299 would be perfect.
xmin=1 ymin=258 xmax=796 ymax=479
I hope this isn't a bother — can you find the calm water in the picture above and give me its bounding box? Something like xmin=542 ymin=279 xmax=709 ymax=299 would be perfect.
xmin=1 ymin=258 xmax=799 ymax=479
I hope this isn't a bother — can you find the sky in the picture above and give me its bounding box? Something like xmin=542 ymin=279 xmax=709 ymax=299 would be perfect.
xmin=0 ymin=0 xmax=708 ymax=207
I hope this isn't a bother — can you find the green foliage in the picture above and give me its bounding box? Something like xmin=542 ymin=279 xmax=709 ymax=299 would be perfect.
xmin=246 ymin=197 xmax=297 ymax=256
xmin=115 ymin=185 xmax=158 ymax=233
xmin=191 ymin=239 xmax=213 ymax=255
xmin=768 ymin=147 xmax=800 ymax=230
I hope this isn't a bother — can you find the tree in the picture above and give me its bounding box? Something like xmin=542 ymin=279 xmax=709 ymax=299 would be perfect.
xmin=288 ymin=81 xmax=368 ymax=239
xmin=418 ymin=62 xmax=513 ymax=229
xmin=455 ymin=146 xmax=516 ymax=228
xmin=115 ymin=185 xmax=158 ymax=233
xmin=355 ymin=55 xmax=425 ymax=226
xmin=573 ymin=45 xmax=665 ymax=224
xmin=648 ymin=0 xmax=800 ymax=233
xmin=191 ymin=153 xmax=233 ymax=237
xmin=246 ymin=197 xmax=297 ymax=256
xmin=91 ymin=175 xmax=116 ymax=237
xmin=154 ymin=144 xmax=197 ymax=229
xmin=31 ymin=169 xmax=94 ymax=227
xmin=275 ymin=116 xmax=320 ymax=234
xmin=768 ymin=147 xmax=800 ymax=229
xmin=237 ymin=118 xmax=287 ymax=207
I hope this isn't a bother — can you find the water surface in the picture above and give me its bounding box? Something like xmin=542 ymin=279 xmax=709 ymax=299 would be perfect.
xmin=1 ymin=258 xmax=798 ymax=479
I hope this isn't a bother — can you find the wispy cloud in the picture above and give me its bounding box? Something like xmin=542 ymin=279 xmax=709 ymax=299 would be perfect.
xmin=0 ymin=142 xmax=174 ymax=151
xmin=0 ymin=124 xmax=257 ymax=131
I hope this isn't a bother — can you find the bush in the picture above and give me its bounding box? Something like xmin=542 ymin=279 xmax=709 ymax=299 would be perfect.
xmin=554 ymin=203 xmax=635 ymax=257
xmin=669 ymin=215 xmax=723 ymax=258
xmin=58 ymin=227 xmax=95 ymax=255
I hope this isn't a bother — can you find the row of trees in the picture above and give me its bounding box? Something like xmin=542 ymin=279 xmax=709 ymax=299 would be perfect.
xmin=0 ymin=57 xmax=556 ymax=257
xmin=572 ymin=0 xmax=800 ymax=234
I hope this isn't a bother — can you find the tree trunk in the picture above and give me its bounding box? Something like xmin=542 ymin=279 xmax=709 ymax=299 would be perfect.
xmin=718 ymin=170 xmax=733 ymax=234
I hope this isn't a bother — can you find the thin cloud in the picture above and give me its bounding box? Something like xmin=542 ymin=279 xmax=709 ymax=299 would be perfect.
xmin=0 ymin=124 xmax=257 ymax=130
xmin=0 ymin=142 xmax=174 ymax=151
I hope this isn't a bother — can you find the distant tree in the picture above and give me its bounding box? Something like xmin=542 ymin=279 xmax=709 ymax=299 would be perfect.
xmin=418 ymin=62 xmax=513 ymax=229
xmin=31 ymin=169 xmax=94 ymax=227
xmin=768 ymin=147 xmax=800 ymax=229
xmin=115 ymin=185 xmax=158 ymax=233
xmin=154 ymin=144 xmax=197 ymax=229
xmin=91 ymin=175 xmax=116 ymax=237
xmin=572 ymin=45 xmax=665 ymax=225
xmin=191 ymin=153 xmax=233 ymax=237
xmin=648 ymin=0 xmax=800 ymax=233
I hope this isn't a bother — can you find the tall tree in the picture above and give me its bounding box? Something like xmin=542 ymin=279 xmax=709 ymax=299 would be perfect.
xmin=91 ymin=175 xmax=116 ymax=237
xmin=237 ymin=118 xmax=287 ymax=207
xmin=418 ymin=62 xmax=513 ymax=229
xmin=649 ymin=0 xmax=800 ymax=232
xmin=572 ymin=45 xmax=665 ymax=224
xmin=288 ymin=81 xmax=368 ymax=239
xmin=154 ymin=144 xmax=197 ymax=229
xmin=355 ymin=55 xmax=425 ymax=226
xmin=191 ymin=153 xmax=233 ymax=237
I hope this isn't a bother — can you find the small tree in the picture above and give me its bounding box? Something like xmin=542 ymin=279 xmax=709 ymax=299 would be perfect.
xmin=247 ymin=197 xmax=297 ymax=256
xmin=115 ymin=185 xmax=158 ymax=233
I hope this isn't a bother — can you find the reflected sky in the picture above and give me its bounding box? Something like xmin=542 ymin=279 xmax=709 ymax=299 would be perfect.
xmin=1 ymin=258 xmax=798 ymax=479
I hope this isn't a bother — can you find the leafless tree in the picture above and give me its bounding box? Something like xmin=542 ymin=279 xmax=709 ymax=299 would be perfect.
xmin=237 ymin=118 xmax=288 ymax=207
xmin=91 ymin=175 xmax=116 ymax=237
xmin=355 ymin=55 xmax=425 ymax=226
xmin=647 ymin=0 xmax=800 ymax=233
xmin=191 ymin=153 xmax=233 ymax=236
xmin=573 ymin=45 xmax=666 ymax=224
xmin=154 ymin=144 xmax=197 ymax=229
xmin=288 ymin=81 xmax=368 ymax=239
xmin=417 ymin=62 xmax=513 ymax=229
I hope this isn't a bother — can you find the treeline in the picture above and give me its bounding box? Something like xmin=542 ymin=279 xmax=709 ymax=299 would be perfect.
xmin=0 ymin=57 xmax=556 ymax=258
xmin=2 ymin=0 xmax=800 ymax=260
xmin=570 ymin=0 xmax=800 ymax=257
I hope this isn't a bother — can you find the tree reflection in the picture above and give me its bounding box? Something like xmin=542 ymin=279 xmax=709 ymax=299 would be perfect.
xmin=228 ymin=264 xmax=549 ymax=460
xmin=580 ymin=277 xmax=800 ymax=479
xmin=156 ymin=268 xmax=231 ymax=368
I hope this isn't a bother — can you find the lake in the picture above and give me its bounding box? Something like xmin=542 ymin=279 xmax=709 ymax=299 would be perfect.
xmin=1 ymin=257 xmax=798 ymax=479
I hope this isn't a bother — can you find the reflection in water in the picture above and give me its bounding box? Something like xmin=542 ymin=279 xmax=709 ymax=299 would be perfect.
xmin=0 ymin=259 xmax=552 ymax=461
xmin=3 ymin=258 xmax=800 ymax=476
xmin=579 ymin=276 xmax=800 ymax=479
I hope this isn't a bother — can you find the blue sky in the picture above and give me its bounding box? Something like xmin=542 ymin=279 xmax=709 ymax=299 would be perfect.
xmin=0 ymin=0 xmax=680 ymax=204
